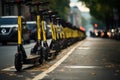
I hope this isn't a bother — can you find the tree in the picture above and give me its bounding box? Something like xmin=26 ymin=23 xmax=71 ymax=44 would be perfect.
xmin=79 ymin=0 xmax=120 ymax=30
xmin=32 ymin=0 xmax=70 ymax=20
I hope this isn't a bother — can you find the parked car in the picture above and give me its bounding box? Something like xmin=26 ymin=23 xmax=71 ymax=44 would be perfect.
xmin=26 ymin=21 xmax=37 ymax=41
xmin=0 ymin=16 xmax=30 ymax=45
xmin=26 ymin=21 xmax=52 ymax=41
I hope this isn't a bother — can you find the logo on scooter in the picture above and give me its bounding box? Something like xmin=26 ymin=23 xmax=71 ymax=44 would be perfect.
xmin=1 ymin=28 xmax=6 ymax=34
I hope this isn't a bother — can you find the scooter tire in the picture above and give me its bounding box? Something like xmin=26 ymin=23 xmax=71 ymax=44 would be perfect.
xmin=14 ymin=53 xmax=22 ymax=71
xmin=39 ymin=57 xmax=43 ymax=64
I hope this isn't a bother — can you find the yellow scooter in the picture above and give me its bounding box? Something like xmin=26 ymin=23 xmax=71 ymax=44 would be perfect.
xmin=41 ymin=11 xmax=50 ymax=61
xmin=14 ymin=1 xmax=48 ymax=71
xmin=47 ymin=10 xmax=62 ymax=57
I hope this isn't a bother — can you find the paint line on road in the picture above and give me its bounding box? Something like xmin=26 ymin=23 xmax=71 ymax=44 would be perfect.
xmin=78 ymin=46 xmax=90 ymax=50
xmin=32 ymin=40 xmax=85 ymax=80
xmin=2 ymin=64 xmax=34 ymax=71
xmin=65 ymin=66 xmax=102 ymax=69
xmin=2 ymin=66 xmax=16 ymax=71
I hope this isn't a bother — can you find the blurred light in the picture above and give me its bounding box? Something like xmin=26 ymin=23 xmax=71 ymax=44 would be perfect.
xmin=111 ymin=29 xmax=115 ymax=33
xmin=94 ymin=23 xmax=98 ymax=28
xmin=101 ymin=31 xmax=104 ymax=37
xmin=94 ymin=29 xmax=98 ymax=36
xmin=107 ymin=31 xmax=111 ymax=38
xmin=94 ymin=29 xmax=97 ymax=33
xmin=80 ymin=26 xmax=85 ymax=31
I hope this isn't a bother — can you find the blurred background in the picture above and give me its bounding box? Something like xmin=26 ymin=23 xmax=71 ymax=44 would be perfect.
xmin=1 ymin=0 xmax=120 ymax=38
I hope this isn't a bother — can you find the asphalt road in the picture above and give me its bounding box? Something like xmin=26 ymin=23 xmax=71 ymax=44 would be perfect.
xmin=0 ymin=37 xmax=120 ymax=80
xmin=42 ymin=38 xmax=120 ymax=80
xmin=0 ymin=42 xmax=35 ymax=69
xmin=0 ymin=39 xmax=52 ymax=69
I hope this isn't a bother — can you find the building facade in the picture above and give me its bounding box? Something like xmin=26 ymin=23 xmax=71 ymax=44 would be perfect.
xmin=0 ymin=0 xmax=30 ymax=20
xmin=0 ymin=0 xmax=2 ymax=16
xmin=69 ymin=6 xmax=82 ymax=28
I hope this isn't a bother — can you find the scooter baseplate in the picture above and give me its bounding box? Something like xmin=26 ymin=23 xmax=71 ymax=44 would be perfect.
xmin=49 ymin=50 xmax=56 ymax=53
xmin=24 ymin=54 xmax=40 ymax=64
xmin=27 ymin=55 xmax=40 ymax=60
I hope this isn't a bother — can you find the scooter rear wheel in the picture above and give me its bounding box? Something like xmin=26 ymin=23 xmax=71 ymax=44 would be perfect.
xmin=38 ymin=49 xmax=44 ymax=64
xmin=15 ymin=53 xmax=22 ymax=71
xmin=39 ymin=55 xmax=43 ymax=64
xmin=44 ymin=47 xmax=50 ymax=61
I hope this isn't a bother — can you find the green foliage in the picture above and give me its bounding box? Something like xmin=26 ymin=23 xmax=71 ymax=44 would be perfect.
xmin=91 ymin=17 xmax=105 ymax=29
xmin=48 ymin=0 xmax=70 ymax=20
xmin=32 ymin=0 xmax=70 ymax=20
xmin=78 ymin=0 xmax=120 ymax=30
xmin=79 ymin=0 xmax=120 ymax=22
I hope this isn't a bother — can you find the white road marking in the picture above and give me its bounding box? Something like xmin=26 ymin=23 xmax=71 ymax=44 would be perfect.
xmin=65 ymin=66 xmax=102 ymax=69
xmin=2 ymin=66 xmax=16 ymax=71
xmin=32 ymin=40 xmax=85 ymax=80
xmin=2 ymin=64 xmax=33 ymax=71
xmin=78 ymin=46 xmax=90 ymax=49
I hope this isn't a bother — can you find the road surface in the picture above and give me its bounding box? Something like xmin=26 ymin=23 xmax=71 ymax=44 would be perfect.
xmin=0 ymin=38 xmax=120 ymax=80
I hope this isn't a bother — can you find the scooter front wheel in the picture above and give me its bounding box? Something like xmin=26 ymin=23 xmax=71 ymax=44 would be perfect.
xmin=39 ymin=55 xmax=43 ymax=64
xmin=14 ymin=53 xmax=22 ymax=71
xmin=38 ymin=49 xmax=44 ymax=64
xmin=43 ymin=47 xmax=50 ymax=61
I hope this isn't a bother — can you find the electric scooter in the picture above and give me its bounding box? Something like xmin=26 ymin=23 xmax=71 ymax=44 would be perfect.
xmin=46 ymin=10 xmax=62 ymax=57
xmin=14 ymin=1 xmax=49 ymax=71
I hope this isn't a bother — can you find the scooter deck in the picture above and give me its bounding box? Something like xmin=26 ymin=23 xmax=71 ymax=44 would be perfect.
xmin=50 ymin=50 xmax=56 ymax=53
xmin=27 ymin=54 xmax=40 ymax=60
